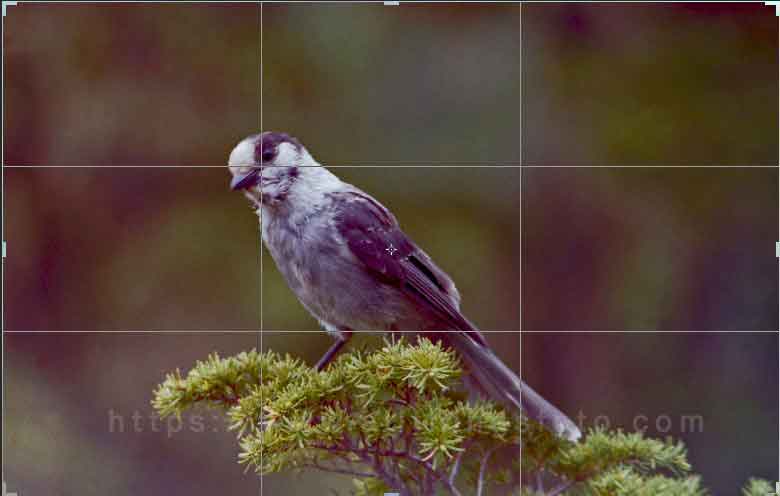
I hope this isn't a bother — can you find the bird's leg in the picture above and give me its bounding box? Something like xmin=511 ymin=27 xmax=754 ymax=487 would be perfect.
xmin=315 ymin=330 xmax=353 ymax=371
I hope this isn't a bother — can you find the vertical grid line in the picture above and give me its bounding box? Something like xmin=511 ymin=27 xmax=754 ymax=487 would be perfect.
xmin=259 ymin=2 xmax=264 ymax=337
xmin=776 ymin=12 xmax=780 ymax=482
xmin=258 ymin=3 xmax=264 ymax=496
xmin=518 ymin=1 xmax=523 ymax=489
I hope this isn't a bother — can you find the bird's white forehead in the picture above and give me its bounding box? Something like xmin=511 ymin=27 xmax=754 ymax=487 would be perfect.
xmin=228 ymin=138 xmax=256 ymax=167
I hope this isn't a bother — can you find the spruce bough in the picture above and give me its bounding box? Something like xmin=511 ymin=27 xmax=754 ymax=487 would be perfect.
xmin=152 ymin=339 xmax=771 ymax=495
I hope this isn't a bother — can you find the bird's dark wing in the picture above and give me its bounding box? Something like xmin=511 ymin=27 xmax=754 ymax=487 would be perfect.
xmin=330 ymin=191 xmax=487 ymax=346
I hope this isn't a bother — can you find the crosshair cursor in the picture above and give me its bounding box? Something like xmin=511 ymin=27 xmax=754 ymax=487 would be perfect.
xmin=2 ymin=481 xmax=19 ymax=496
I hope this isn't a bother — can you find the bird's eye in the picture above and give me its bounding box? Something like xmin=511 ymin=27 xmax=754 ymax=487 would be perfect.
xmin=261 ymin=148 xmax=276 ymax=164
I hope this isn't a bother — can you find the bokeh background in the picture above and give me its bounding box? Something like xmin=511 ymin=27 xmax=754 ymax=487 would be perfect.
xmin=2 ymin=2 xmax=778 ymax=495
xmin=523 ymin=332 xmax=779 ymax=492
xmin=5 ymin=333 xmax=261 ymax=495
xmin=523 ymin=166 xmax=778 ymax=332
xmin=523 ymin=3 xmax=778 ymax=166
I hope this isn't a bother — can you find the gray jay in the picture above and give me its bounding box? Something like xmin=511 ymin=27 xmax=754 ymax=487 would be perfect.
xmin=228 ymin=131 xmax=581 ymax=442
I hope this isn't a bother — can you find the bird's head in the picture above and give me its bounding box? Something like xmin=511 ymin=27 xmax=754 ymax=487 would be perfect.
xmin=228 ymin=131 xmax=313 ymax=205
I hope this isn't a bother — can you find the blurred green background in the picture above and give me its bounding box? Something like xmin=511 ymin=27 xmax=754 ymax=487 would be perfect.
xmin=5 ymin=333 xmax=261 ymax=495
xmin=4 ymin=3 xmax=260 ymax=166
xmin=523 ymin=4 xmax=778 ymax=165
xmin=523 ymin=332 xmax=778 ymax=492
xmin=2 ymin=3 xmax=778 ymax=495
xmin=523 ymin=167 xmax=777 ymax=331
xmin=261 ymin=4 xmax=520 ymax=164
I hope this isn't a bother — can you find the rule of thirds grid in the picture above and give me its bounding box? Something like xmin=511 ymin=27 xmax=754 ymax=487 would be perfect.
xmin=1 ymin=3 xmax=778 ymax=496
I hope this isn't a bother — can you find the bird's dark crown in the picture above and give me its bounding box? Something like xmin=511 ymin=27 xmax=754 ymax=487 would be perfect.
xmin=255 ymin=132 xmax=303 ymax=164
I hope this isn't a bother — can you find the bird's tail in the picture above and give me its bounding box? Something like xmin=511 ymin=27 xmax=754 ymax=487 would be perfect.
xmin=444 ymin=333 xmax=581 ymax=442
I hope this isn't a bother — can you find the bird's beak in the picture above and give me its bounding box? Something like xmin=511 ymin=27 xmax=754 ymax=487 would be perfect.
xmin=230 ymin=167 xmax=261 ymax=191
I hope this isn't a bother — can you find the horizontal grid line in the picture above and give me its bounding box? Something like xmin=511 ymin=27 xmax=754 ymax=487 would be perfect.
xmin=2 ymin=329 xmax=521 ymax=334
xmin=519 ymin=329 xmax=780 ymax=333
xmin=3 ymin=329 xmax=778 ymax=334
xmin=520 ymin=165 xmax=780 ymax=168
xmin=3 ymin=164 xmax=779 ymax=168
xmin=3 ymin=164 xmax=520 ymax=168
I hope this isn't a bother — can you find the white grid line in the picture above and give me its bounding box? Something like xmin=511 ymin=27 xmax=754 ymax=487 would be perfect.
xmin=4 ymin=164 xmax=780 ymax=168
xmin=4 ymin=329 xmax=778 ymax=334
xmin=258 ymin=3 xmax=264 ymax=496
xmin=518 ymin=3 xmax=523 ymax=487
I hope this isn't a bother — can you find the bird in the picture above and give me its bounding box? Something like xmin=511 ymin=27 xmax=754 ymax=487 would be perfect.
xmin=228 ymin=131 xmax=581 ymax=441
